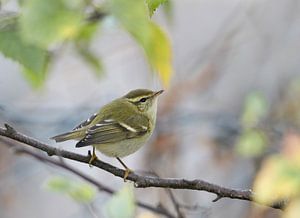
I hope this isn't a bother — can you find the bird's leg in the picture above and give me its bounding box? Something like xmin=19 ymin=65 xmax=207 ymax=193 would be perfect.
xmin=88 ymin=146 xmax=98 ymax=167
xmin=116 ymin=157 xmax=133 ymax=181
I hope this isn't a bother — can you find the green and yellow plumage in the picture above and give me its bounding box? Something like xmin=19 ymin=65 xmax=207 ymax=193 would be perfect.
xmin=51 ymin=89 xmax=163 ymax=159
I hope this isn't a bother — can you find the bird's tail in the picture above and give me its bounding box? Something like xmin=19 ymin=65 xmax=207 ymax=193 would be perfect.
xmin=50 ymin=130 xmax=83 ymax=142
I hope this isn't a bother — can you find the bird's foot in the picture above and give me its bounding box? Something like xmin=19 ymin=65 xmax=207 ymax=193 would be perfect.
xmin=116 ymin=157 xmax=133 ymax=182
xmin=88 ymin=147 xmax=98 ymax=167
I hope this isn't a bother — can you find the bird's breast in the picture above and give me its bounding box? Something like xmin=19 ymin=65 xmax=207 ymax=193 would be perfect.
xmin=94 ymin=132 xmax=151 ymax=157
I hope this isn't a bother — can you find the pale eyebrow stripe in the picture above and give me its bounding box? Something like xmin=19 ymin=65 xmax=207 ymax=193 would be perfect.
xmin=127 ymin=94 xmax=152 ymax=102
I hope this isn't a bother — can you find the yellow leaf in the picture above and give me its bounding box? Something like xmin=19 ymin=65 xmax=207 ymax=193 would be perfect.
xmin=236 ymin=129 xmax=267 ymax=157
xmin=253 ymin=156 xmax=300 ymax=204
xmin=145 ymin=23 xmax=172 ymax=87
xmin=109 ymin=0 xmax=172 ymax=87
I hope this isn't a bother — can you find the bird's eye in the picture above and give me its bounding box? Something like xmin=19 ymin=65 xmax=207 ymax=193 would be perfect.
xmin=140 ymin=98 xmax=147 ymax=102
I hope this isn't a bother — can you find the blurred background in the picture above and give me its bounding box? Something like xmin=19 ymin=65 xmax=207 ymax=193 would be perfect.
xmin=1 ymin=0 xmax=300 ymax=217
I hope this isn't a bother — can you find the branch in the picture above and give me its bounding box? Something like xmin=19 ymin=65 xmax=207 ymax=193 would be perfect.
xmin=1 ymin=138 xmax=175 ymax=218
xmin=0 ymin=124 xmax=286 ymax=210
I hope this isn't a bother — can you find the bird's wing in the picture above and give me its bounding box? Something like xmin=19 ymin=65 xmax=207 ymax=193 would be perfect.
xmin=75 ymin=115 xmax=149 ymax=147
xmin=73 ymin=112 xmax=98 ymax=131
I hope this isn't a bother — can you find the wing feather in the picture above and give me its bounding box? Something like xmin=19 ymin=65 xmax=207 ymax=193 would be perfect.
xmin=75 ymin=116 xmax=149 ymax=147
xmin=73 ymin=113 xmax=98 ymax=130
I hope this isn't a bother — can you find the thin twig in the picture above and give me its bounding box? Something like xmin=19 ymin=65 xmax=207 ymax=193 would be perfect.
xmin=166 ymin=189 xmax=185 ymax=218
xmin=0 ymin=124 xmax=287 ymax=210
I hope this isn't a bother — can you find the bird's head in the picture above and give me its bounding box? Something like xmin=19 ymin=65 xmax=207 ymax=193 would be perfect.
xmin=123 ymin=89 xmax=164 ymax=116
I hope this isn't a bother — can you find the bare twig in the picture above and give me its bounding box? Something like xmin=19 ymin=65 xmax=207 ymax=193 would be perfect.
xmin=1 ymin=138 xmax=175 ymax=218
xmin=166 ymin=189 xmax=185 ymax=218
xmin=0 ymin=124 xmax=287 ymax=210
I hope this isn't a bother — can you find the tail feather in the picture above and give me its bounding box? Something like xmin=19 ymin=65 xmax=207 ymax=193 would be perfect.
xmin=50 ymin=131 xmax=83 ymax=142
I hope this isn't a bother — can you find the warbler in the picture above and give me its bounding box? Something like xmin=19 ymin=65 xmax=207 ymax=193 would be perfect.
xmin=51 ymin=89 xmax=163 ymax=180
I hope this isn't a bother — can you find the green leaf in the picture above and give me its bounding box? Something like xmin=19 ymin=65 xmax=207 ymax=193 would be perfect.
xmin=0 ymin=29 xmax=49 ymax=73
xmin=110 ymin=0 xmax=150 ymax=37
xmin=236 ymin=129 xmax=267 ymax=157
xmin=75 ymin=22 xmax=103 ymax=75
xmin=76 ymin=43 xmax=103 ymax=75
xmin=46 ymin=176 xmax=71 ymax=192
xmin=106 ymin=185 xmax=135 ymax=218
xmin=20 ymin=0 xmax=84 ymax=47
xmin=110 ymin=0 xmax=172 ymax=87
xmin=146 ymin=0 xmax=167 ymax=17
xmin=0 ymin=15 xmax=49 ymax=87
xmin=76 ymin=22 xmax=100 ymax=41
xmin=68 ymin=183 xmax=96 ymax=203
xmin=21 ymin=67 xmax=47 ymax=88
xmin=45 ymin=176 xmax=96 ymax=203
xmin=241 ymin=91 xmax=267 ymax=128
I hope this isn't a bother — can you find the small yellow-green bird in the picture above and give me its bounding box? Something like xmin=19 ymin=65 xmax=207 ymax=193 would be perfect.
xmin=51 ymin=89 xmax=163 ymax=179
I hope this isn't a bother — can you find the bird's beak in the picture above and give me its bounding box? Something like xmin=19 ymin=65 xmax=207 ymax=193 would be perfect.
xmin=153 ymin=90 xmax=164 ymax=97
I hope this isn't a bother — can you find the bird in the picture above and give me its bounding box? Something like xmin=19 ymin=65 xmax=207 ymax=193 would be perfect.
xmin=51 ymin=89 xmax=164 ymax=180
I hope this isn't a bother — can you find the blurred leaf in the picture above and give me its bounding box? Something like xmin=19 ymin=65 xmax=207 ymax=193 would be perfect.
xmin=254 ymin=133 xmax=300 ymax=204
xmin=106 ymin=185 xmax=135 ymax=218
xmin=253 ymin=156 xmax=300 ymax=204
xmin=46 ymin=176 xmax=70 ymax=192
xmin=284 ymin=199 xmax=300 ymax=218
xmin=68 ymin=183 xmax=96 ymax=203
xmin=241 ymin=91 xmax=267 ymax=128
xmin=46 ymin=176 xmax=96 ymax=203
xmin=145 ymin=23 xmax=172 ymax=87
xmin=75 ymin=22 xmax=103 ymax=75
xmin=76 ymin=22 xmax=100 ymax=41
xmin=20 ymin=0 xmax=84 ymax=47
xmin=21 ymin=67 xmax=47 ymax=88
xmin=0 ymin=15 xmax=49 ymax=87
xmin=146 ymin=0 xmax=167 ymax=17
xmin=0 ymin=29 xmax=48 ymax=73
xmin=109 ymin=0 xmax=172 ymax=87
xmin=236 ymin=129 xmax=267 ymax=157
xmin=76 ymin=43 xmax=103 ymax=75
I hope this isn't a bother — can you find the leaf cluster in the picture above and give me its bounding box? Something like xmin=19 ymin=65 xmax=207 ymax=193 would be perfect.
xmin=0 ymin=0 xmax=172 ymax=87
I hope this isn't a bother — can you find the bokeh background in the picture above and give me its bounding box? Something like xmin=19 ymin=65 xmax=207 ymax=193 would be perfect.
xmin=1 ymin=0 xmax=300 ymax=217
